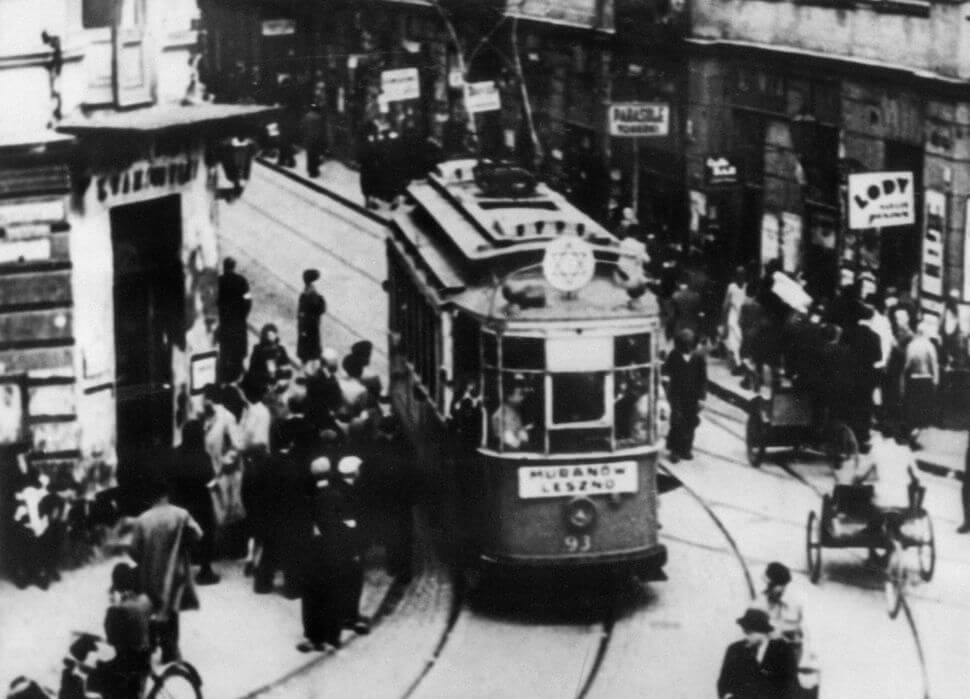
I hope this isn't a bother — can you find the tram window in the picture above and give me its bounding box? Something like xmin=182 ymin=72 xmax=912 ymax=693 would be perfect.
xmin=615 ymin=368 xmax=651 ymax=445
xmin=614 ymin=333 xmax=652 ymax=367
xmin=501 ymin=336 xmax=545 ymax=369
xmin=551 ymin=373 xmax=606 ymax=424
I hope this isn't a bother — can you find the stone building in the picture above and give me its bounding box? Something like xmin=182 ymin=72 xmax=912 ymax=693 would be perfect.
xmin=198 ymin=0 xmax=687 ymax=232
xmin=686 ymin=0 xmax=970 ymax=311
xmin=0 ymin=0 xmax=269 ymax=527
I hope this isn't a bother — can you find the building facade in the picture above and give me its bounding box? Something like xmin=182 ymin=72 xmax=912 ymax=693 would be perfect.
xmin=0 ymin=0 xmax=268 ymax=526
xmin=198 ymin=0 xmax=687 ymax=232
xmin=687 ymin=0 xmax=970 ymax=312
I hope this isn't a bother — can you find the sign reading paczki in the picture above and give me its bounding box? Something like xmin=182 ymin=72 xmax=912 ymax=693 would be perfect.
xmin=848 ymin=171 xmax=915 ymax=230
xmin=608 ymin=102 xmax=669 ymax=137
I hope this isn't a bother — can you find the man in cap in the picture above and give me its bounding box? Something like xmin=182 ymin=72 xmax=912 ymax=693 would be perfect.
xmin=297 ymin=269 xmax=327 ymax=370
xmin=662 ymin=328 xmax=707 ymax=462
xmin=717 ymin=608 xmax=798 ymax=699
xmin=217 ymin=257 xmax=252 ymax=383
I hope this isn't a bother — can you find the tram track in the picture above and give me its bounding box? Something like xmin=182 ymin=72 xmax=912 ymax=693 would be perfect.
xmin=698 ymin=400 xmax=935 ymax=698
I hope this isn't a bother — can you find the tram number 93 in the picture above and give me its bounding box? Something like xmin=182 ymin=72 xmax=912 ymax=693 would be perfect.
xmin=563 ymin=535 xmax=592 ymax=553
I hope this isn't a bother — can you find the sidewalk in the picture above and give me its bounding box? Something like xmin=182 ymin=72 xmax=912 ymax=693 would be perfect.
xmin=0 ymin=554 xmax=395 ymax=698
xmin=705 ymin=356 xmax=966 ymax=480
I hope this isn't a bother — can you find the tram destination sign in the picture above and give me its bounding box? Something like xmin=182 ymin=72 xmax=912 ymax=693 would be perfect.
xmin=518 ymin=462 xmax=638 ymax=499
xmin=608 ymin=102 xmax=669 ymax=138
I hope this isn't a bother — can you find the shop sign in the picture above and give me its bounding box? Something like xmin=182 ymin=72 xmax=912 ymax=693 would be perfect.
xmin=608 ymin=102 xmax=669 ymax=138
xmin=704 ymin=156 xmax=740 ymax=187
xmin=381 ymin=68 xmax=420 ymax=102
xmin=261 ymin=19 xmax=295 ymax=36
xmin=921 ymin=189 xmax=945 ymax=302
xmin=847 ymin=171 xmax=914 ymax=230
xmin=518 ymin=462 xmax=638 ymax=499
xmin=464 ymin=81 xmax=501 ymax=113
xmin=761 ymin=212 xmax=780 ymax=267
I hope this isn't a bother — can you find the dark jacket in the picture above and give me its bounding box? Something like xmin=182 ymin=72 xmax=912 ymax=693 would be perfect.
xmin=297 ymin=289 xmax=326 ymax=362
xmin=663 ymin=351 xmax=707 ymax=409
xmin=717 ymin=638 xmax=797 ymax=699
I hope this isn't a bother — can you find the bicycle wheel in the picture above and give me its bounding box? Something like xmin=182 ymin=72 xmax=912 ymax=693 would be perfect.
xmin=824 ymin=421 xmax=858 ymax=473
xmin=883 ymin=541 xmax=905 ymax=620
xmin=916 ymin=514 xmax=936 ymax=582
xmin=146 ymin=663 xmax=202 ymax=699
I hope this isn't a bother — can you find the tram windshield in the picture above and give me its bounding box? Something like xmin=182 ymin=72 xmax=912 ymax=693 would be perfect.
xmin=482 ymin=331 xmax=655 ymax=454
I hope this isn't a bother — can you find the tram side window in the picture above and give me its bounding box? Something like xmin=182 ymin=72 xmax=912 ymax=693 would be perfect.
xmin=614 ymin=333 xmax=653 ymax=446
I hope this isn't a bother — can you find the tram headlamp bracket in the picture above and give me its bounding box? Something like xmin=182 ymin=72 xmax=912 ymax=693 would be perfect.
xmin=564 ymin=497 xmax=596 ymax=532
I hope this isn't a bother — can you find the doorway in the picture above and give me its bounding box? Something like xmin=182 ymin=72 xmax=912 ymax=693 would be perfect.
xmin=110 ymin=195 xmax=184 ymax=484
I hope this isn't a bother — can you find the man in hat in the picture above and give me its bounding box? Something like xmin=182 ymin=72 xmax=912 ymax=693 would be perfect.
xmin=217 ymin=257 xmax=252 ymax=383
xmin=717 ymin=608 xmax=798 ymax=699
xmin=298 ymin=269 xmax=327 ymax=369
xmin=663 ymin=328 xmax=707 ymax=462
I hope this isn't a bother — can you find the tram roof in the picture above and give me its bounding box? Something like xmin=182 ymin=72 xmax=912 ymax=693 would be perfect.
xmin=389 ymin=159 xmax=660 ymax=321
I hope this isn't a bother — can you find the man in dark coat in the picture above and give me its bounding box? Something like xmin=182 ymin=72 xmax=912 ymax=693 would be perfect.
xmin=217 ymin=257 xmax=252 ymax=383
xmin=297 ymin=268 xmax=326 ymax=368
xmin=717 ymin=608 xmax=798 ymax=699
xmin=663 ymin=329 xmax=707 ymax=462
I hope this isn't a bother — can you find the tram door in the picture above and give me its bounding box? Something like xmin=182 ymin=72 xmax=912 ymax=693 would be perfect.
xmin=110 ymin=195 xmax=184 ymax=485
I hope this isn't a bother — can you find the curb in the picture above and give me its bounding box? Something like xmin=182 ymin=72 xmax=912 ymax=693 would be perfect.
xmin=235 ymin=569 xmax=407 ymax=699
xmin=705 ymin=375 xmax=965 ymax=482
xmin=254 ymin=157 xmax=389 ymax=226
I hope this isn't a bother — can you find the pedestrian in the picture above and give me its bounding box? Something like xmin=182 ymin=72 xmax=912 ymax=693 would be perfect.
xmin=717 ymin=608 xmax=798 ymax=699
xmin=902 ymin=319 xmax=939 ymax=450
xmin=169 ymin=420 xmax=219 ymax=585
xmin=101 ymin=562 xmax=153 ymax=699
xmin=246 ymin=323 xmax=292 ymax=393
xmin=301 ymin=102 xmax=327 ymax=178
xmin=662 ymin=329 xmax=707 ymax=462
xmin=721 ymin=266 xmax=747 ymax=373
xmin=216 ymin=257 xmax=252 ymax=384
xmin=297 ymin=268 xmax=327 ymax=370
xmin=128 ymin=473 xmax=202 ymax=663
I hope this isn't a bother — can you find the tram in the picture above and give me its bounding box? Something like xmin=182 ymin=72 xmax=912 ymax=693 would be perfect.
xmin=385 ymin=159 xmax=667 ymax=582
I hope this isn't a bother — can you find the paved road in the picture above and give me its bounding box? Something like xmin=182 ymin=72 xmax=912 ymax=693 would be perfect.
xmin=226 ymin=163 xmax=959 ymax=697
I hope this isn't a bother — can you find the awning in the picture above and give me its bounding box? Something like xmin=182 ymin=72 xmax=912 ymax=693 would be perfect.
xmin=56 ymin=103 xmax=277 ymax=136
xmin=505 ymin=0 xmax=615 ymax=32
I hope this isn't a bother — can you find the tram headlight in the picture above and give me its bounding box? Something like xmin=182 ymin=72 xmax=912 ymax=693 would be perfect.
xmin=564 ymin=497 xmax=596 ymax=532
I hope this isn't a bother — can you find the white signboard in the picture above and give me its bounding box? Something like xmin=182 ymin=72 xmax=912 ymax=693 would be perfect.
xmin=464 ymin=81 xmax=501 ymax=113
xmin=848 ymin=171 xmax=915 ymax=230
xmin=261 ymin=19 xmax=295 ymax=36
xmin=608 ymin=102 xmax=669 ymax=138
xmin=381 ymin=68 xmax=420 ymax=102
xmin=922 ymin=189 xmax=945 ymax=301
xmin=518 ymin=462 xmax=638 ymax=499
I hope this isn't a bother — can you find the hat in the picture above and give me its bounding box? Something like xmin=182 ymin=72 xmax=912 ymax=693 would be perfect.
xmin=303 ymin=268 xmax=320 ymax=285
xmin=765 ymin=561 xmax=791 ymax=586
xmin=338 ymin=455 xmax=362 ymax=477
xmin=310 ymin=456 xmax=331 ymax=478
xmin=736 ymin=608 xmax=773 ymax=633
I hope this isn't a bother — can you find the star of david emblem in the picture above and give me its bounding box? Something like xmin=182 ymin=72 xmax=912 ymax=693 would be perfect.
xmin=543 ymin=236 xmax=595 ymax=292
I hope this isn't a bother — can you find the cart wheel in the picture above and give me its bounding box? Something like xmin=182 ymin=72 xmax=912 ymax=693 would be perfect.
xmin=884 ymin=541 xmax=906 ymax=620
xmin=806 ymin=510 xmax=822 ymax=584
xmin=746 ymin=409 xmax=766 ymax=468
xmin=917 ymin=514 xmax=936 ymax=582
xmin=825 ymin=421 xmax=859 ymax=473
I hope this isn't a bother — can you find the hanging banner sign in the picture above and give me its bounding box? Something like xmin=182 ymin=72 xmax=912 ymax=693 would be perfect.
xmin=921 ymin=189 xmax=945 ymax=304
xmin=608 ymin=102 xmax=669 ymax=138
xmin=381 ymin=68 xmax=420 ymax=102
xmin=847 ymin=171 xmax=915 ymax=230
xmin=464 ymin=81 xmax=501 ymax=113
